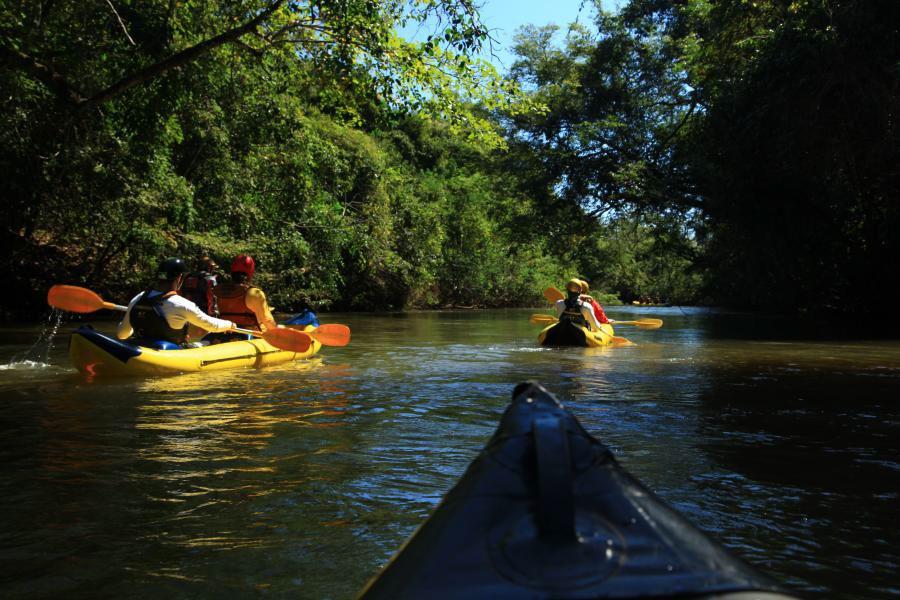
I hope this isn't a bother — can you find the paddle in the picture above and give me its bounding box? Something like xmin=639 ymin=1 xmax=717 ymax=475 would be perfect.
xmin=48 ymin=284 xmax=128 ymax=313
xmin=530 ymin=313 xmax=559 ymax=325
xmin=543 ymin=287 xmax=564 ymax=303
xmin=47 ymin=284 xmax=313 ymax=353
xmin=613 ymin=318 xmax=663 ymax=329
xmin=531 ymin=314 xmax=662 ymax=329
xmin=283 ymin=310 xmax=351 ymax=346
xmin=306 ymin=324 xmax=351 ymax=347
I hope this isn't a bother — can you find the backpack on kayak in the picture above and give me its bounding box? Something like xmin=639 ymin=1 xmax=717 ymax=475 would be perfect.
xmin=284 ymin=309 xmax=320 ymax=328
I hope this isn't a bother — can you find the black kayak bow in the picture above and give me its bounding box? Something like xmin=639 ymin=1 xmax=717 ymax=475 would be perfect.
xmin=360 ymin=382 xmax=798 ymax=599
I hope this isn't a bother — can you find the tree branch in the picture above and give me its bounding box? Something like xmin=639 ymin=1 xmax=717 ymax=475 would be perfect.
xmin=0 ymin=42 xmax=87 ymax=104
xmin=2 ymin=1 xmax=286 ymax=110
xmin=104 ymin=0 xmax=136 ymax=46
xmin=82 ymin=0 xmax=285 ymax=109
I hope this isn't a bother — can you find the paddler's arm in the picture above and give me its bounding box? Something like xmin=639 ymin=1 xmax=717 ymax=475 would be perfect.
xmin=115 ymin=293 xmax=142 ymax=340
xmin=172 ymin=297 xmax=236 ymax=333
xmin=580 ymin=302 xmax=604 ymax=331
xmin=580 ymin=293 xmax=611 ymax=324
xmin=245 ymin=287 xmax=276 ymax=332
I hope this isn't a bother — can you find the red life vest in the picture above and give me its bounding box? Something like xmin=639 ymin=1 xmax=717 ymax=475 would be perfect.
xmin=214 ymin=282 xmax=259 ymax=329
xmin=589 ymin=298 xmax=610 ymax=324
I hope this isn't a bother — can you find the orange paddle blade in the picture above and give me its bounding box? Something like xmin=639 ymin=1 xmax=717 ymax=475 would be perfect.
xmin=262 ymin=328 xmax=312 ymax=353
xmin=309 ymin=324 xmax=351 ymax=347
xmin=48 ymin=285 xmax=107 ymax=313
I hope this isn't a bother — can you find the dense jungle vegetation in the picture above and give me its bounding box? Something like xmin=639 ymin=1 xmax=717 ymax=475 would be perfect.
xmin=1 ymin=0 xmax=897 ymax=317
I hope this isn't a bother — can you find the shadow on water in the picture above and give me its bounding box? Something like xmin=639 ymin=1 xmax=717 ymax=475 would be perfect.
xmin=693 ymin=367 xmax=900 ymax=599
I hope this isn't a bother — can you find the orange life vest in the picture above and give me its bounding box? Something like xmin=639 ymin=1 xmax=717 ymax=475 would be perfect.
xmin=214 ymin=282 xmax=260 ymax=329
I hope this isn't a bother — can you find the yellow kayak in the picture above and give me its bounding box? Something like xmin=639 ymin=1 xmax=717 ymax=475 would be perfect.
xmin=69 ymin=326 xmax=321 ymax=377
xmin=538 ymin=320 xmax=616 ymax=347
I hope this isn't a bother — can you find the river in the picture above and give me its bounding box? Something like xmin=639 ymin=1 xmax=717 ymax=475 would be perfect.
xmin=1 ymin=307 xmax=898 ymax=599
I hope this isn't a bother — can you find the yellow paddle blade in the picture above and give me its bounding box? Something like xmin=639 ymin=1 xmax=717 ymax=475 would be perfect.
xmin=47 ymin=285 xmax=123 ymax=313
xmin=261 ymin=328 xmax=312 ymax=353
xmin=614 ymin=318 xmax=664 ymax=329
xmin=543 ymin=287 xmax=564 ymax=304
xmin=611 ymin=336 xmax=634 ymax=346
xmin=310 ymin=324 xmax=351 ymax=347
xmin=529 ymin=314 xmax=558 ymax=325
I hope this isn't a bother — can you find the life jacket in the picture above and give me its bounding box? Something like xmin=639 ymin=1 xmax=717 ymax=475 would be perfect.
xmin=560 ymin=295 xmax=589 ymax=328
xmin=181 ymin=271 xmax=218 ymax=316
xmin=214 ymin=282 xmax=260 ymax=329
xmin=130 ymin=290 xmax=188 ymax=344
xmin=589 ymin=298 xmax=610 ymax=324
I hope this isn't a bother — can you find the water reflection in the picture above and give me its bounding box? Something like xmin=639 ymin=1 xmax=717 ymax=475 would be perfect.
xmin=0 ymin=310 xmax=898 ymax=598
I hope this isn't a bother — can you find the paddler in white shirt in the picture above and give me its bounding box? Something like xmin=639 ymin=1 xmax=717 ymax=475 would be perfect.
xmin=116 ymin=257 xmax=237 ymax=346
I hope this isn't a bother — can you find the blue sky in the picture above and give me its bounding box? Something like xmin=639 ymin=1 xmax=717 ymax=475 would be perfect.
xmin=398 ymin=1 xmax=626 ymax=73
xmin=474 ymin=0 xmax=624 ymax=70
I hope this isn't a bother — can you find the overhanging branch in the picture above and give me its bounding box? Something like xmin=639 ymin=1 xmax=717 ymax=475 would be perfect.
xmin=1 ymin=1 xmax=285 ymax=110
xmin=82 ymin=0 xmax=285 ymax=109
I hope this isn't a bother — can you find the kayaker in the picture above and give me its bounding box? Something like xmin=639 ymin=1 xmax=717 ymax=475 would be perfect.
xmin=116 ymin=257 xmax=237 ymax=346
xmin=180 ymin=255 xmax=220 ymax=317
xmin=579 ymin=279 xmax=611 ymax=325
xmin=213 ymin=254 xmax=276 ymax=334
xmin=555 ymin=278 xmax=605 ymax=331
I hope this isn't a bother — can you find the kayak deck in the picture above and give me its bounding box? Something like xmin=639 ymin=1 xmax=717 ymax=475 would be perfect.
xmin=360 ymin=382 xmax=798 ymax=599
xmin=69 ymin=326 xmax=321 ymax=377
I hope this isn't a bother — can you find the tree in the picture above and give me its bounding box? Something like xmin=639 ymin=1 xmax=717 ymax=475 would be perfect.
xmin=1 ymin=0 xmax=548 ymax=315
xmin=498 ymin=10 xmax=703 ymax=303
xmin=653 ymin=0 xmax=900 ymax=314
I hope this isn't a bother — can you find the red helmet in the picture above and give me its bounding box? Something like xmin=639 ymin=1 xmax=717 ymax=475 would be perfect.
xmin=231 ymin=254 xmax=255 ymax=278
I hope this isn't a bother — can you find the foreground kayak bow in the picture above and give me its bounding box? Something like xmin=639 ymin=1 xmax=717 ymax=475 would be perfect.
xmin=360 ymin=382 xmax=797 ymax=599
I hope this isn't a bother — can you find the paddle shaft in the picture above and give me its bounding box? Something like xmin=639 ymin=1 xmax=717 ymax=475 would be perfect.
xmin=532 ymin=314 xmax=662 ymax=329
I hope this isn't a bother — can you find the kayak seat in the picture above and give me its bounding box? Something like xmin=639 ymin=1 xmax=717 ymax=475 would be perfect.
xmin=131 ymin=338 xmax=180 ymax=350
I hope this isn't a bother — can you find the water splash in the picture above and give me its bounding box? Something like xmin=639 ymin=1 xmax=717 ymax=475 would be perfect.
xmin=4 ymin=310 xmax=64 ymax=369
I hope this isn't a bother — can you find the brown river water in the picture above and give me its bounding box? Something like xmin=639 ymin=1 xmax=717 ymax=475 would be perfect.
xmin=1 ymin=307 xmax=898 ymax=598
